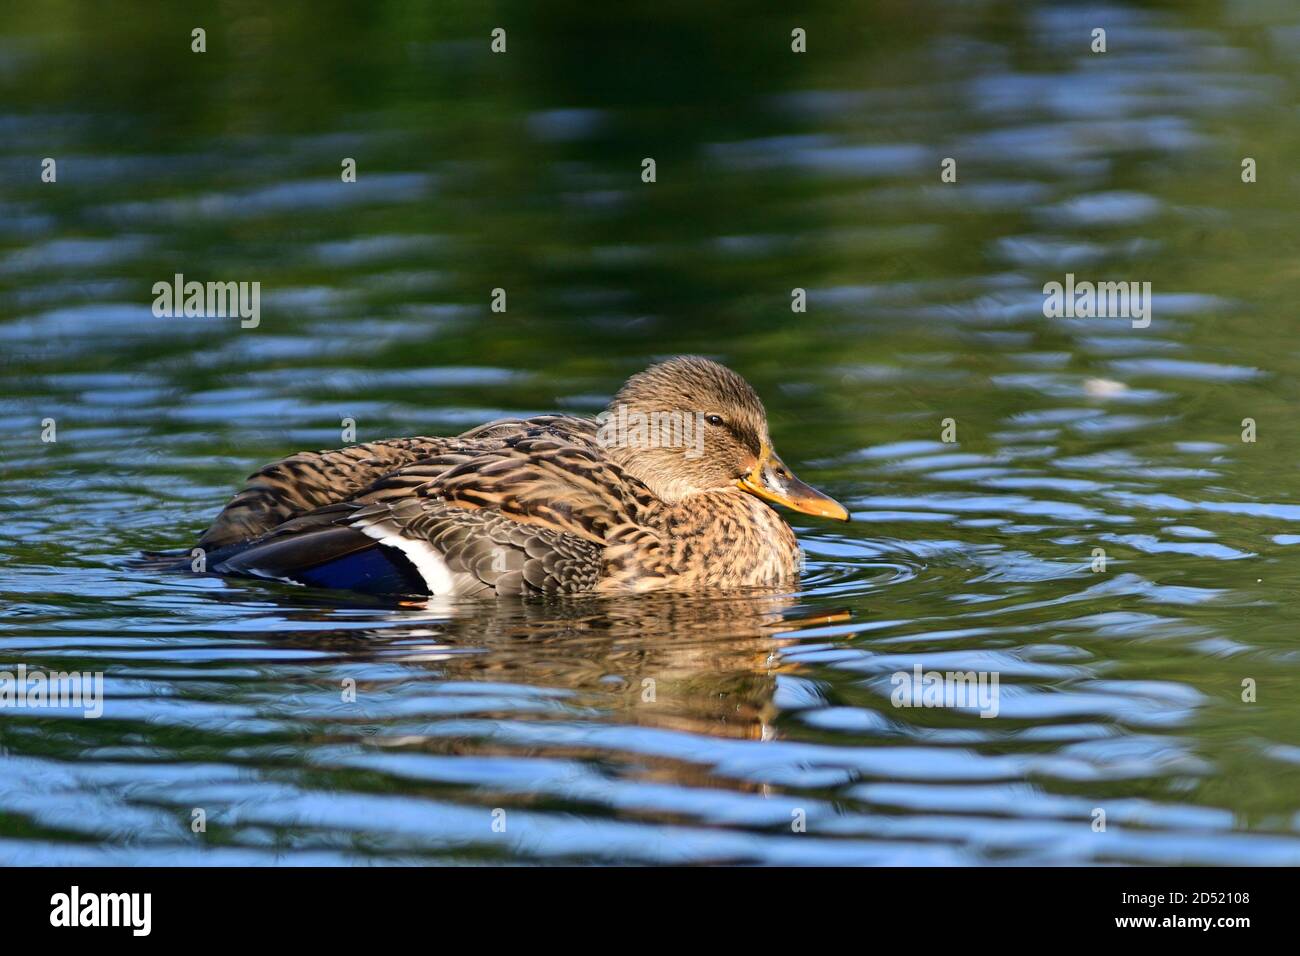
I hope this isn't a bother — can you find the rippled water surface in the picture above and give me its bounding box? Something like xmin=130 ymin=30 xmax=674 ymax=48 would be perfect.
xmin=3 ymin=2 xmax=1300 ymax=864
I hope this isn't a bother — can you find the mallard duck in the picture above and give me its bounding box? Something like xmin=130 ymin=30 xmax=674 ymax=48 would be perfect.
xmin=189 ymin=356 xmax=848 ymax=596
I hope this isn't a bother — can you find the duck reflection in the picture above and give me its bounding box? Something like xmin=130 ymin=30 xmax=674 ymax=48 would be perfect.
xmin=204 ymin=579 xmax=849 ymax=741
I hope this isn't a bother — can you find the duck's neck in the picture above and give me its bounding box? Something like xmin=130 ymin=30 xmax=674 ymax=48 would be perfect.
xmin=603 ymin=446 xmax=699 ymax=504
xmin=652 ymin=491 xmax=801 ymax=589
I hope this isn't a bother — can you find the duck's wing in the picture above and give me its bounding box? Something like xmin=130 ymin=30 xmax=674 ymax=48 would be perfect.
xmin=211 ymin=500 xmax=605 ymax=596
xmin=373 ymin=436 xmax=654 ymax=542
xmin=202 ymin=421 xmax=658 ymax=597
xmin=197 ymin=436 xmax=445 ymax=550
xmin=197 ymin=416 xmax=599 ymax=550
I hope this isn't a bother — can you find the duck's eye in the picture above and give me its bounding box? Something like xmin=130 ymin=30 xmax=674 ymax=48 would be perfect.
xmin=705 ymin=414 xmax=724 ymax=426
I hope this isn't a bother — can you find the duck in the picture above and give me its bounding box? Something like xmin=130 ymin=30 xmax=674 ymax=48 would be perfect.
xmin=188 ymin=356 xmax=849 ymax=597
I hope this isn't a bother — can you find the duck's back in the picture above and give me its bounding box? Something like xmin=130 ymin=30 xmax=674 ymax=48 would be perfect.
xmin=191 ymin=415 xmax=651 ymax=597
xmin=198 ymin=415 xmax=602 ymax=551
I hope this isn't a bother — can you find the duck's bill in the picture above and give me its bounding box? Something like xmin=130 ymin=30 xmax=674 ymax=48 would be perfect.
xmin=738 ymin=452 xmax=850 ymax=522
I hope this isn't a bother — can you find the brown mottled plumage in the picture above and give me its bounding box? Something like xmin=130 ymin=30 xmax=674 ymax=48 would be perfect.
xmin=193 ymin=357 xmax=848 ymax=597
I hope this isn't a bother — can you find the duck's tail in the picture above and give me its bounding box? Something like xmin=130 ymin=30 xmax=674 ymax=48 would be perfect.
xmin=126 ymin=548 xmax=195 ymax=572
xmin=130 ymin=506 xmax=432 ymax=597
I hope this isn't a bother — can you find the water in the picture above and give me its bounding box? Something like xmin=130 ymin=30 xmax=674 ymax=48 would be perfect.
xmin=2 ymin=1 xmax=1300 ymax=865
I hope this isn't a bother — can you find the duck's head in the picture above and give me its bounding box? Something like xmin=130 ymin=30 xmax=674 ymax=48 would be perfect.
xmin=599 ymin=356 xmax=849 ymax=520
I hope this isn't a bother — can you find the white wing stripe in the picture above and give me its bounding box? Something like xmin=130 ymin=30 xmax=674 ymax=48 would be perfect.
xmin=355 ymin=520 xmax=457 ymax=595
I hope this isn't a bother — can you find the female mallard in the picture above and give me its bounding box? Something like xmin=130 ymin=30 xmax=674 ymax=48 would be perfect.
xmin=190 ymin=356 xmax=848 ymax=596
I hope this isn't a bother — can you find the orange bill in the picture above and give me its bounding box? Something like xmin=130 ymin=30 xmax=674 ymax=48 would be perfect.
xmin=738 ymin=448 xmax=849 ymax=521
